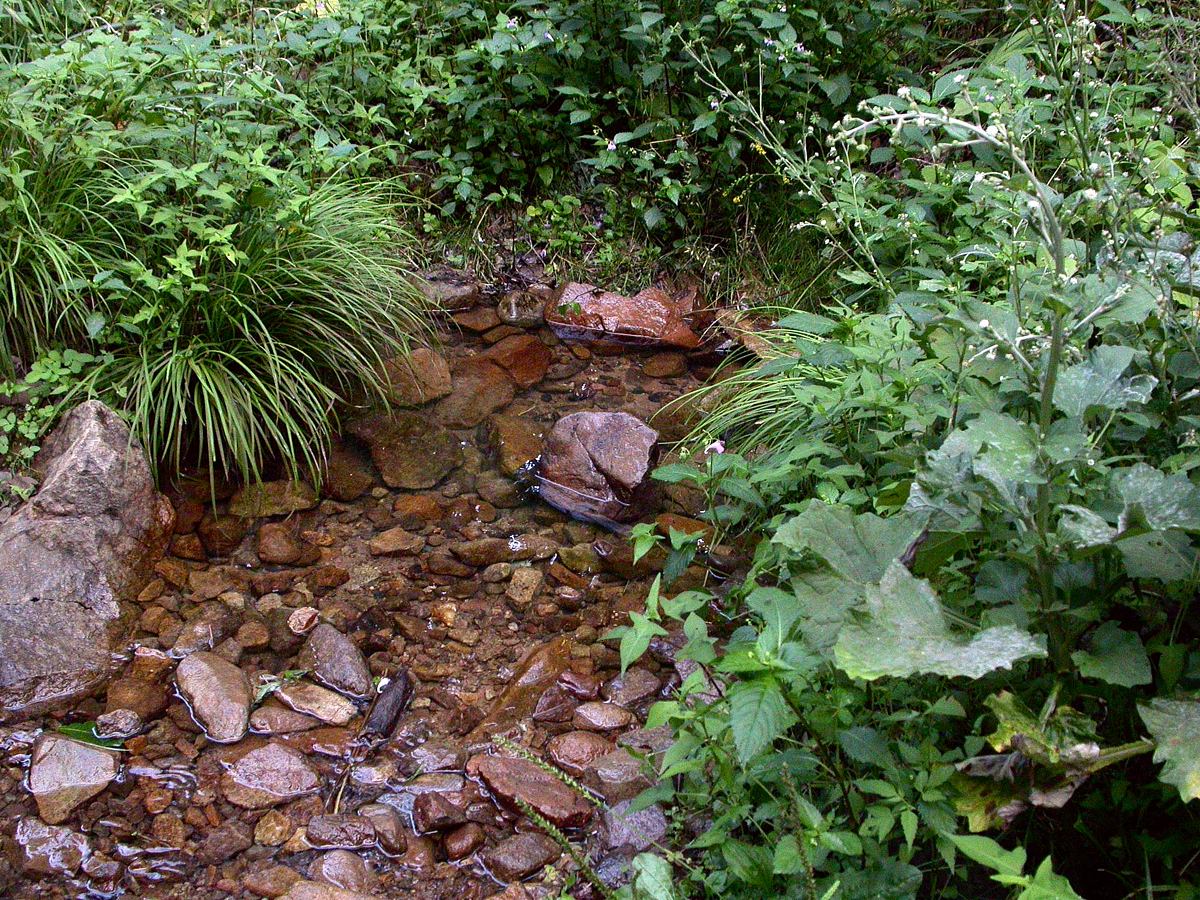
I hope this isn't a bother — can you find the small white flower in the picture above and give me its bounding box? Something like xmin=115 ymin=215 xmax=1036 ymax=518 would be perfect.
xmin=1082 ymin=188 xmax=1098 ymax=201
xmin=897 ymin=86 xmax=912 ymax=98
xmin=979 ymin=318 xmax=990 ymax=329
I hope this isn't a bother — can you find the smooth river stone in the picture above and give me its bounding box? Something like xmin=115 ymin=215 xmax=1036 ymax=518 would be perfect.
xmin=175 ymin=651 xmax=253 ymax=743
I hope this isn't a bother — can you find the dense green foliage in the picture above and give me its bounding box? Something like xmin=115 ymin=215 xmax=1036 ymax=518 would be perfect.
xmin=4 ymin=0 xmax=1200 ymax=896
xmin=614 ymin=3 xmax=1200 ymax=897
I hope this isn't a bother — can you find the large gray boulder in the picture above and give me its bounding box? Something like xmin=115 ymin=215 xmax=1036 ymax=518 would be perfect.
xmin=0 ymin=401 xmax=173 ymax=721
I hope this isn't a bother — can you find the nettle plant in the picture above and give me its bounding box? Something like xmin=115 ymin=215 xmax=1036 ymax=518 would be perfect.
xmin=618 ymin=5 xmax=1200 ymax=898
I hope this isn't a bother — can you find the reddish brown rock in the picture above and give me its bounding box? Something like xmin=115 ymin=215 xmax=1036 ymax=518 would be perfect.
xmin=412 ymin=267 xmax=481 ymax=312
xmin=171 ymin=533 xmax=207 ymax=561
xmin=28 ymin=733 xmax=120 ymax=824
xmin=176 ymin=651 xmax=253 ymax=743
xmin=479 ymin=335 xmax=552 ymax=389
xmin=434 ymin=360 xmax=515 ymax=428
xmin=198 ymin=511 xmax=248 ymax=555
xmin=535 ymin=411 xmax=659 ymax=527
xmin=443 ymin=822 xmax=485 ymax=860
xmin=258 ymin=522 xmax=305 ymax=565
xmin=487 ymin=414 xmax=543 ymax=476
xmin=546 ymin=282 xmax=700 ymax=349
xmin=642 ymin=351 xmax=688 ymax=378
xmin=468 ymin=754 xmax=593 ymax=828
xmin=221 ymin=743 xmax=320 ymax=809
xmin=453 ymin=306 xmax=502 ymax=332
xmin=546 ymin=731 xmax=615 ymax=777
xmin=482 ymin=832 xmax=561 ymax=881
xmin=321 ymin=439 xmax=376 ymax=502
xmin=13 ymin=817 xmax=91 ymax=876
xmin=348 ymin=412 xmax=461 ymax=490
xmin=381 ymin=348 xmax=452 ymax=407
xmin=305 ymin=815 xmax=376 ymax=850
xmin=368 ymin=526 xmax=426 ymax=557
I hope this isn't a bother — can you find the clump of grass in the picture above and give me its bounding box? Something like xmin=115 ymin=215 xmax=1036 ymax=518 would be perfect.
xmin=82 ymin=178 xmax=429 ymax=485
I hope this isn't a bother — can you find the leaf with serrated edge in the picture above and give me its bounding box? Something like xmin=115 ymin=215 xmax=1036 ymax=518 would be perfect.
xmin=1140 ymin=698 xmax=1200 ymax=801
xmin=728 ymin=678 xmax=797 ymax=764
xmin=834 ymin=563 xmax=1046 ymax=680
xmin=1053 ymin=345 xmax=1156 ymax=417
xmin=773 ymin=502 xmax=928 ymax=584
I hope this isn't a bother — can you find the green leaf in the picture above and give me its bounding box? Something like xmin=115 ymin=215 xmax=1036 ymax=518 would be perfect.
xmin=773 ymin=834 xmax=806 ymax=874
xmin=774 ymin=502 xmax=929 ymax=584
xmin=728 ymin=678 xmax=797 ymax=764
xmin=788 ymin=570 xmax=863 ymax=655
xmin=948 ymin=834 xmax=1027 ymax=877
xmin=1140 ymin=698 xmax=1200 ymax=801
xmin=1071 ymin=621 xmax=1152 ymax=687
xmin=837 ymin=727 xmax=897 ymax=769
xmin=834 ymin=563 xmax=1047 ymax=680
xmin=1117 ymin=530 xmax=1198 ymax=582
xmin=55 ymin=722 xmax=125 ymax=750
xmin=965 ymin=411 xmax=1041 ymax=484
xmin=1052 ymin=345 xmax=1156 ymax=416
xmin=1114 ymin=464 xmax=1200 ymax=533
xmin=1019 ymin=856 xmax=1084 ymax=899
xmin=632 ymin=853 xmax=676 ymax=900
xmin=746 ymin=586 xmax=802 ymax=651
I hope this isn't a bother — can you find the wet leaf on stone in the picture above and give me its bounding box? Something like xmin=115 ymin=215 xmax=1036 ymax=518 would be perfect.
xmin=56 ymin=721 xmax=125 ymax=750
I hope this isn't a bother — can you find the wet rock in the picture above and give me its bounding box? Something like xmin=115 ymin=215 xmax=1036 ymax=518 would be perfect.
xmin=0 ymin=401 xmax=172 ymax=721
xmin=642 ymin=352 xmax=688 ymax=378
xmin=27 ymin=733 xmax=120 ymax=824
xmin=453 ymin=306 xmax=502 ymax=332
xmin=483 ymin=832 xmax=561 ymax=881
xmin=558 ymin=542 xmax=603 ymax=575
xmin=407 ymin=740 xmax=466 ymax=774
xmin=434 ymin=360 xmax=515 ymax=428
xmin=479 ymin=335 xmax=552 ymax=389
xmin=603 ymin=668 xmax=663 ymax=710
xmin=546 ymin=731 xmax=615 ymax=777
xmin=468 ymin=754 xmax=593 ymax=828
xmin=357 ymin=803 xmax=407 ymax=855
xmin=13 ymin=816 xmax=91 ymax=876
xmin=497 ymin=288 xmax=548 ymax=328
xmin=277 ymin=681 xmax=358 ymax=725
xmin=176 ymin=651 xmax=253 ymax=743
xmin=297 ymin=624 xmax=373 ymax=698
xmin=363 ymin=671 xmax=412 ymax=737
xmin=305 ymin=815 xmax=377 ymax=849
xmin=412 ymin=267 xmax=481 ymax=311
xmin=412 ymin=791 xmax=467 ymax=832
xmin=487 ymin=415 xmax=544 ymax=476
xmin=482 ymin=562 xmax=514 ymax=582
xmin=281 ymin=881 xmax=375 ymax=900
xmin=197 ymin=819 xmax=254 ymax=863
xmin=348 ymin=411 xmax=461 ymax=490
xmin=244 ymin=864 xmax=302 ymax=897
xmin=221 ymin=742 xmax=320 ymax=808
xmin=584 ymin=748 xmax=651 ymax=803
xmin=322 ymin=439 xmax=376 ymax=502
xmin=449 ymin=534 xmax=558 ymax=567
xmin=477 ymin=470 xmax=524 ymax=508
xmin=444 ymin=822 xmax=485 ymax=860
xmin=254 ymin=809 xmax=295 ymax=846
xmin=471 ymin=637 xmax=575 ymax=736
xmin=368 ymin=526 xmax=426 ymax=557
xmin=106 ymin=677 xmax=169 ymax=721
xmin=535 ymin=411 xmax=659 ymax=527
xmin=381 ymin=348 xmax=453 ymax=407
xmin=230 ymin=481 xmax=317 ymax=518
xmin=95 ymin=708 xmax=142 ymax=739
xmin=532 ymin=684 xmax=576 ymax=723
xmin=311 ymin=849 xmax=376 ymax=893
xmin=198 ymin=511 xmax=248 ymax=555
xmin=546 ymin=282 xmax=700 ymax=349
xmin=600 ymin=799 xmax=668 ymax=854
xmin=258 ymin=522 xmax=306 ymax=565
xmin=171 ymin=532 xmax=207 ymax=561
xmin=505 ymin=565 xmax=544 ymax=610
xmin=171 ymin=603 xmax=237 ymax=656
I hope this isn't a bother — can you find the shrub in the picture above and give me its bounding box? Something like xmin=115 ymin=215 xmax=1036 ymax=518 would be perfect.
xmin=619 ymin=3 xmax=1200 ymax=897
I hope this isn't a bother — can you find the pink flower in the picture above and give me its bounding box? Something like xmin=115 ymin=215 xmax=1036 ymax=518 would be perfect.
xmin=704 ymin=439 xmax=726 ymax=455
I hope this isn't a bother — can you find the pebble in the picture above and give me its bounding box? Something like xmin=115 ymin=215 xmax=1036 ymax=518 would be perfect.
xmin=357 ymin=803 xmax=408 ymax=855
xmin=175 ymin=651 xmax=254 ymax=743
xmin=546 ymin=730 xmax=615 ymax=777
xmin=600 ymin=799 xmax=668 ymax=854
xmin=585 ymin=748 xmax=652 ymax=803
xmin=13 ymin=817 xmax=91 ymax=876
xmin=603 ymin=667 xmax=662 ymax=709
xmin=221 ymin=742 xmax=320 ymax=808
xmin=368 ymin=526 xmax=426 ymax=557
xmin=276 ymin=681 xmax=358 ymax=725
xmin=311 ymin=849 xmax=376 ymax=893
xmin=27 ymin=733 xmax=120 ymax=824
xmin=572 ymin=700 xmax=634 ymax=732
xmin=468 ymin=754 xmax=593 ymax=828
xmin=444 ymin=822 xmax=486 ymax=860
xmin=483 ymin=832 xmax=561 ymax=881
xmin=297 ymin=624 xmax=373 ymax=698
xmin=305 ymin=815 xmax=377 ymax=849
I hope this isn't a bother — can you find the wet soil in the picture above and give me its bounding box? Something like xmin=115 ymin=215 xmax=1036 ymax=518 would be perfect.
xmin=0 ymin=310 xmax=718 ymax=899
